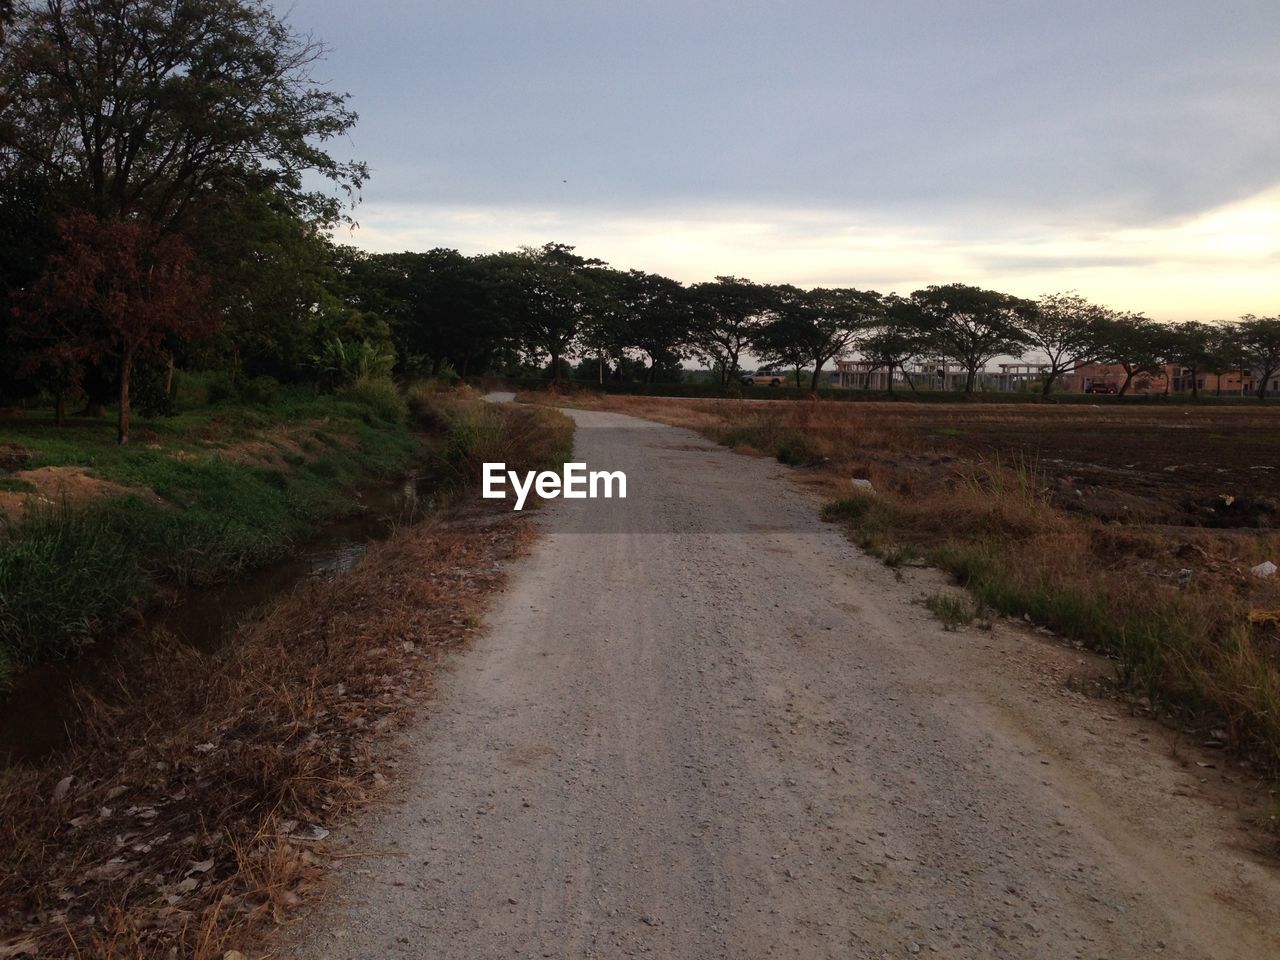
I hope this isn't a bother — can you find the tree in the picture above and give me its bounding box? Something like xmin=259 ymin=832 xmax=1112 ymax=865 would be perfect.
xmin=1024 ymin=292 xmax=1110 ymax=396
xmin=909 ymin=284 xmax=1033 ymax=394
xmin=188 ymin=195 xmax=389 ymax=384
xmin=14 ymin=212 xmax=215 ymax=443
xmin=495 ymin=243 xmax=605 ymax=382
xmin=1093 ymin=312 xmax=1162 ymax=396
xmin=351 ymin=248 xmax=507 ymax=379
xmin=0 ymin=169 xmax=61 ymax=401
xmin=687 ymin=276 xmax=769 ymax=385
xmin=609 ymin=270 xmax=691 ymax=382
xmin=0 ymin=0 xmax=366 ymax=229
xmin=1160 ymin=321 xmax=1226 ymax=400
xmin=758 ymin=285 xmax=879 ymax=391
xmin=854 ymin=295 xmax=925 ymax=393
xmin=1238 ymin=314 xmax=1280 ymax=400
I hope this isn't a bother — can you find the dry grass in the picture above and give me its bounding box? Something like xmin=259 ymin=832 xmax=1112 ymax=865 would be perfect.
xmin=0 ymin=388 xmax=571 ymax=958
xmin=0 ymin=502 xmax=535 ymax=959
xmin=524 ymin=391 xmax=1280 ymax=784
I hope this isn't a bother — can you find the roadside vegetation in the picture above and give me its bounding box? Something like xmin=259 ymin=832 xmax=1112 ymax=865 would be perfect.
xmin=0 ymin=390 xmax=573 ymax=958
xmin=0 ymin=375 xmax=419 ymax=687
xmin=527 ymin=392 xmax=1280 ymax=777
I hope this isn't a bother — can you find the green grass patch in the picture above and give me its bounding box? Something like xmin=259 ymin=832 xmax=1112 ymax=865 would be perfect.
xmin=922 ymin=592 xmax=974 ymax=631
xmin=0 ymin=387 xmax=423 ymax=687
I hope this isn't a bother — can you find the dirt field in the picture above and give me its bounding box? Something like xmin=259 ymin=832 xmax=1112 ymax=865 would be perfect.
xmin=544 ymin=397 xmax=1280 ymax=529
xmin=861 ymin=404 xmax=1280 ymax=527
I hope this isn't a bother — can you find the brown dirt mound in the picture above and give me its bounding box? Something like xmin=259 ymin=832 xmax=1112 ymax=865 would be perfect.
xmin=0 ymin=466 xmax=164 ymax=523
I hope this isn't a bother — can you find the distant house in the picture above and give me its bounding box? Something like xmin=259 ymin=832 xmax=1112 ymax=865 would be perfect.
xmin=1064 ymin=363 xmax=1265 ymax=396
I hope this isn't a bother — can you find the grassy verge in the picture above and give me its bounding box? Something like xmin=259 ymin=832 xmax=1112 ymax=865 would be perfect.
xmin=0 ymin=391 xmax=574 ymax=958
xmin=411 ymin=382 xmax=575 ymax=488
xmin=525 ymin=390 xmax=1280 ymax=777
xmin=0 ymin=387 xmax=419 ymax=687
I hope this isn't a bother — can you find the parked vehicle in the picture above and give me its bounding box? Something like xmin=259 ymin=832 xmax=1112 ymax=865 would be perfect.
xmin=1085 ymin=381 xmax=1118 ymax=394
xmin=741 ymin=373 xmax=785 ymax=387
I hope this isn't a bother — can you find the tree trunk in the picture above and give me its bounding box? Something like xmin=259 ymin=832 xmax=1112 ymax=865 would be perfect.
xmin=55 ymin=391 xmax=66 ymax=427
xmin=1118 ymin=367 xmax=1134 ymax=397
xmin=964 ymin=367 xmax=977 ymax=394
xmin=1041 ymin=370 xmax=1057 ymax=397
xmin=810 ymin=362 xmax=823 ymax=392
xmin=117 ymin=350 xmax=134 ymax=445
xmin=1189 ymin=367 xmax=1199 ymax=400
xmin=163 ymin=355 xmax=175 ymax=400
xmin=550 ymin=350 xmax=561 ymax=383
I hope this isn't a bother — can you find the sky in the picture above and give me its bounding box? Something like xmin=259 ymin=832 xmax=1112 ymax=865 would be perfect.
xmin=291 ymin=0 xmax=1280 ymax=322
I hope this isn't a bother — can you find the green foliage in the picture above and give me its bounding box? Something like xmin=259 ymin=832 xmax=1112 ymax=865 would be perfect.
xmin=313 ymin=337 xmax=397 ymax=388
xmin=0 ymin=503 xmax=147 ymax=670
xmin=1 ymin=0 xmax=366 ymax=228
xmin=907 ymin=283 xmax=1035 ymax=393
xmin=239 ymin=375 xmax=281 ymax=406
xmin=922 ymin=592 xmax=974 ymax=631
xmin=337 ymin=377 xmax=408 ymax=423
xmin=820 ymin=496 xmax=875 ymax=522
xmin=417 ymin=392 xmax=575 ymax=486
xmin=0 ymin=393 xmax=420 ymax=683
xmin=774 ymin=433 xmax=821 ymax=465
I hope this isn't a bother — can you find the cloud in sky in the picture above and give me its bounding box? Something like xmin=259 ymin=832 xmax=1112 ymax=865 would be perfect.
xmin=296 ymin=0 xmax=1280 ymax=318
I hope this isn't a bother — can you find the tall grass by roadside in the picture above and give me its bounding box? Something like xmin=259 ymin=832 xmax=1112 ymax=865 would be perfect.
xmin=409 ymin=384 xmax=574 ymax=487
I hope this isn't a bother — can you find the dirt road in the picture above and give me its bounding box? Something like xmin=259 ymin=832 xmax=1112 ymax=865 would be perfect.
xmin=292 ymin=402 xmax=1280 ymax=959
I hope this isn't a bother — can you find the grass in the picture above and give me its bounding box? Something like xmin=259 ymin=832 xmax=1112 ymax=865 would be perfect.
xmin=922 ymin=591 xmax=974 ymax=630
xmin=410 ymin=383 xmax=574 ymax=488
xmin=0 ymin=388 xmax=575 ymax=957
xmin=0 ymin=506 xmax=536 ymax=959
xmin=0 ymin=384 xmax=421 ymax=686
xmin=522 ymin=388 xmax=1280 ymax=775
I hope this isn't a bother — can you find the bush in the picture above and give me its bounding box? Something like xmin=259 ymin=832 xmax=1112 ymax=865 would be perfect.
xmin=0 ymin=503 xmax=147 ymax=672
xmin=206 ymin=373 xmax=237 ymax=405
xmin=338 ymin=377 xmax=408 ymax=423
xmin=775 ymin=433 xmax=821 ymax=465
xmin=239 ymin=374 xmax=280 ymax=406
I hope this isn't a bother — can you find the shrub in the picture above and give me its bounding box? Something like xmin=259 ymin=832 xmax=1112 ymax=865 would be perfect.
xmin=775 ymin=432 xmax=820 ymax=465
xmin=338 ymin=377 xmax=408 ymax=423
xmin=239 ymin=374 xmax=280 ymax=406
xmin=206 ymin=373 xmax=237 ymax=404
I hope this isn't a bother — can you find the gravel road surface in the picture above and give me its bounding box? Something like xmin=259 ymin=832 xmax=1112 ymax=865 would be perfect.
xmin=291 ymin=401 xmax=1280 ymax=960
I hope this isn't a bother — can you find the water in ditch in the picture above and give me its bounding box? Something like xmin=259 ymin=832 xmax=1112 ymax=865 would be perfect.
xmin=0 ymin=471 xmax=436 ymax=764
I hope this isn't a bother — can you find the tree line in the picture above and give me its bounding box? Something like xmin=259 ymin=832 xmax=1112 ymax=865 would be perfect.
xmin=292 ymin=245 xmax=1280 ymax=402
xmin=3 ymin=2 xmax=1279 ymax=448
